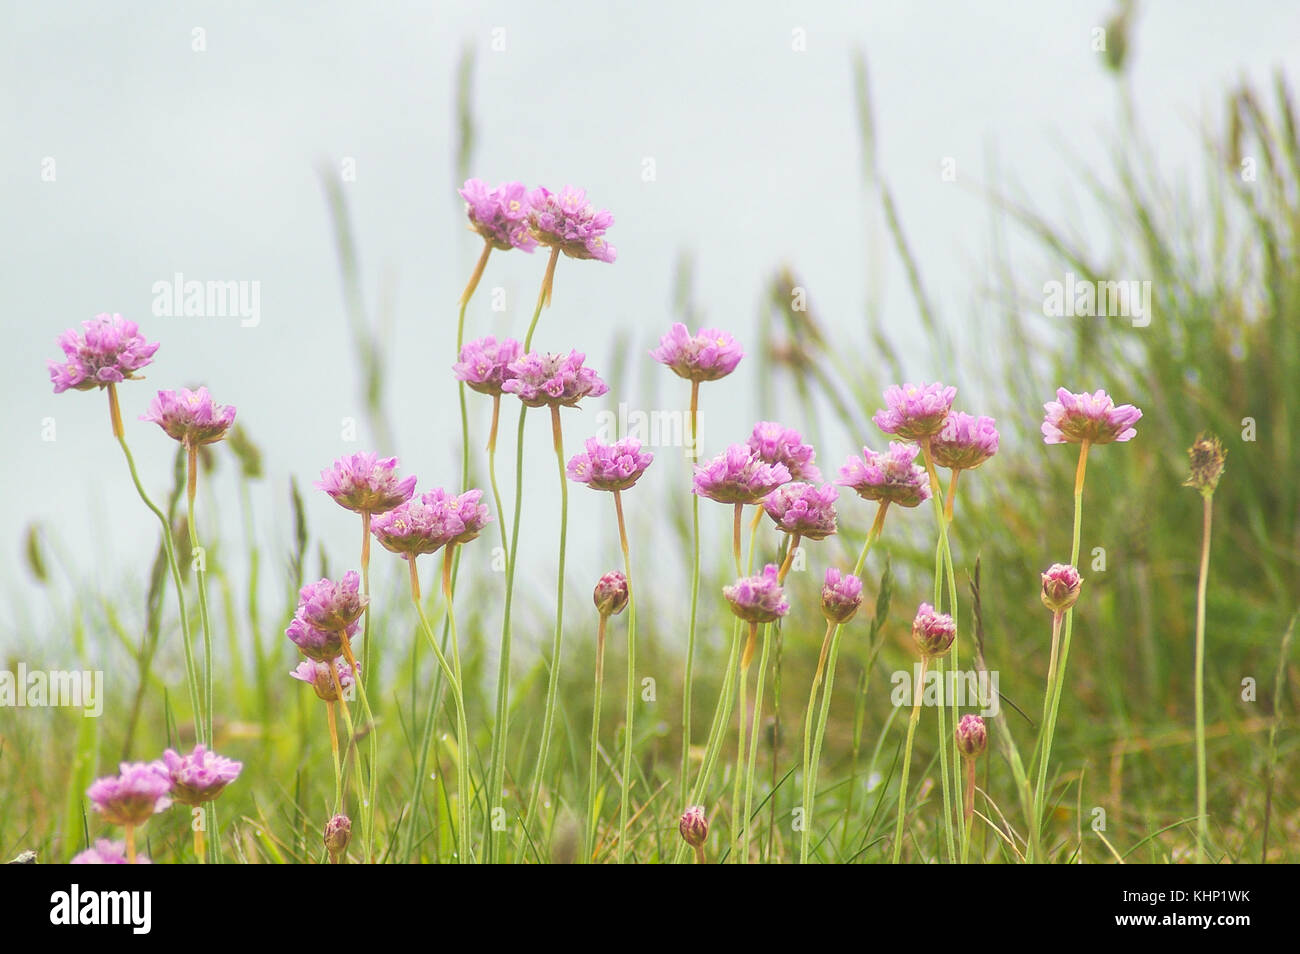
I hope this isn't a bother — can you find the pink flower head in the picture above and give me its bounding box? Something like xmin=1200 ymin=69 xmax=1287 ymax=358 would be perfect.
xmin=290 ymin=657 xmax=359 ymax=702
xmin=1041 ymin=388 xmax=1142 ymax=445
xmin=160 ymin=744 xmax=242 ymax=806
xmin=87 ymin=762 xmax=172 ymax=826
xmin=325 ymin=814 xmax=352 ymax=860
xmin=873 ymin=383 xmax=957 ymax=441
xmin=912 ymin=603 xmax=956 ymax=658
xmin=502 ymin=350 xmax=609 ymax=408
xmin=139 ymin=386 xmax=237 ymax=446
xmin=693 ymin=444 xmax=791 ymax=505
xmin=820 ymin=567 xmax=863 ymax=624
xmin=679 ymin=806 xmax=709 ymax=848
xmin=747 ymin=421 xmax=821 ymax=481
xmin=567 ymin=437 xmax=654 ymax=492
xmin=956 ymin=714 xmax=987 ymax=758
xmin=286 ymin=615 xmax=354 ymax=662
xmin=296 ymin=571 xmax=368 ymax=631
xmin=836 ymin=442 xmax=931 ymax=508
xmin=315 ymin=452 xmax=417 ymax=515
xmin=593 ymin=570 xmax=630 ymax=617
xmin=527 ymin=185 xmax=616 ymax=262
xmin=930 ymin=412 xmax=999 ymax=471
xmin=649 ymin=323 xmax=744 ymax=383
xmin=1040 ymin=563 xmax=1083 ymax=614
xmin=71 ymin=840 xmax=152 ymax=864
xmin=723 ymin=564 xmax=790 ymax=624
xmin=370 ymin=488 xmax=492 ymax=558
xmin=453 ymin=336 xmax=523 ymax=397
xmin=763 ymin=482 xmax=838 ymax=540
xmin=48 ymin=313 xmax=160 ymax=393
xmin=459 ymin=178 xmax=537 ymax=252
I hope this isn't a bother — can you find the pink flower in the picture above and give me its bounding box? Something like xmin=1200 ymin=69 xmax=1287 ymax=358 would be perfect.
xmin=315 ymin=453 xmax=417 ymax=515
xmin=459 ymin=179 xmax=537 ymax=252
xmin=1040 ymin=563 xmax=1083 ymax=614
xmin=836 ymin=442 xmax=931 ymax=508
xmin=955 ymin=714 xmax=987 ymax=758
xmin=1041 ymin=388 xmax=1142 ymax=445
xmin=820 ymin=568 xmax=863 ymax=624
xmin=723 ymin=564 xmax=790 ymax=624
xmin=453 ymin=336 xmax=523 ymax=396
xmin=286 ymin=615 xmax=352 ymax=662
xmin=930 ymin=413 xmax=999 ymax=471
xmin=747 ymin=421 xmax=820 ymax=481
xmin=140 ymin=386 xmax=237 ymax=445
xmin=911 ymin=603 xmax=956 ymax=658
xmin=296 ymin=571 xmax=368 ymax=631
xmin=159 ymin=745 xmax=242 ymax=806
xmin=693 ymin=444 xmax=790 ymax=505
xmin=593 ymin=570 xmax=630 ymax=617
xmin=873 ymin=383 xmax=957 ymax=441
xmin=650 ymin=323 xmax=744 ymax=382
xmin=370 ymin=488 xmax=492 ymax=558
xmin=290 ymin=657 xmax=359 ymax=702
xmin=71 ymin=840 xmax=151 ymax=864
xmin=502 ymin=351 xmax=609 ymax=408
xmin=527 ymin=185 xmax=616 ymax=262
xmin=567 ymin=437 xmax=654 ymax=492
xmin=763 ymin=482 xmax=838 ymax=540
xmin=48 ymin=313 xmax=159 ymax=393
xmin=87 ymin=762 xmax=172 ymax=826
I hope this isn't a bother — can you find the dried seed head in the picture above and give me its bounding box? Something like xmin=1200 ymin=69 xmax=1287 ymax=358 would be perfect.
xmin=1184 ymin=433 xmax=1226 ymax=497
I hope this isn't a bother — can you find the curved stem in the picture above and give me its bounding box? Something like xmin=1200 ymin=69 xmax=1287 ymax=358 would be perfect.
xmin=614 ymin=489 xmax=636 ymax=863
xmin=891 ymin=656 xmax=929 ymax=864
xmin=523 ymin=405 xmax=568 ymax=838
xmin=800 ymin=502 xmax=887 ymax=864
xmin=680 ymin=380 xmax=701 ymax=813
xmin=442 ymin=546 xmax=473 ymax=864
xmin=408 ymin=557 xmax=470 ymax=863
xmin=109 ymin=392 xmax=203 ymax=754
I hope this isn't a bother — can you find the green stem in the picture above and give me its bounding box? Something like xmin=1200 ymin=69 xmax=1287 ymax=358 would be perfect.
xmin=741 ymin=621 xmax=772 ymax=863
xmin=680 ymin=380 xmax=701 ymax=814
xmin=523 ymin=405 xmax=569 ymax=839
xmin=919 ymin=437 xmax=958 ymax=864
xmin=358 ymin=511 xmax=377 ymax=862
xmin=409 ymin=556 xmax=471 ymax=863
xmin=585 ymin=614 xmax=608 ymax=862
xmin=891 ymin=656 xmax=929 ymax=863
xmin=1193 ymin=492 xmax=1213 ymax=863
xmin=442 ymin=547 xmax=473 ymax=864
xmin=731 ymin=626 xmax=751 ymax=860
xmin=800 ymin=503 xmax=887 ymax=863
xmin=1032 ymin=439 xmax=1089 ymax=862
xmin=107 ymin=386 xmax=203 ymax=754
xmin=485 ymin=250 xmax=556 ymax=861
xmin=614 ymin=489 xmax=636 ymax=863
xmin=185 ymin=442 xmax=221 ymax=863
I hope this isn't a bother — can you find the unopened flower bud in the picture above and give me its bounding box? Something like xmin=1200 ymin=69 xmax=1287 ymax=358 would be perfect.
xmin=911 ymin=603 xmax=956 ymax=659
xmin=593 ymin=571 xmax=629 ymax=617
xmin=679 ymin=806 xmax=709 ymax=849
xmin=324 ymin=814 xmax=351 ymax=862
xmin=1040 ymin=563 xmax=1082 ymax=614
xmin=820 ymin=568 xmax=863 ymax=624
xmin=955 ymin=714 xmax=987 ymax=758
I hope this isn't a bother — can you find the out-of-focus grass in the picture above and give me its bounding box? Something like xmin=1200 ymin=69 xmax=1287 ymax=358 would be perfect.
xmin=2 ymin=43 xmax=1296 ymax=864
